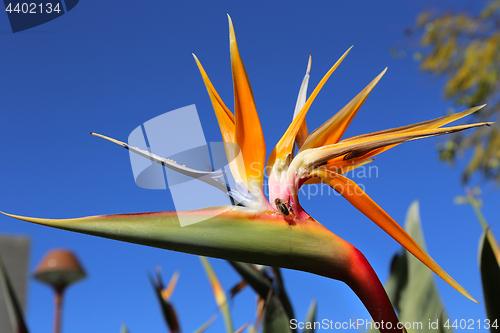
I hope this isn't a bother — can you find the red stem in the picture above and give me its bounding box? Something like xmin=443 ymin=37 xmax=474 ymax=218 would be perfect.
xmin=344 ymin=245 xmax=402 ymax=333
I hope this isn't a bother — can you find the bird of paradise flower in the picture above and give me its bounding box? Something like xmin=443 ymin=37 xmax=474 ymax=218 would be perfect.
xmin=2 ymin=15 xmax=491 ymax=332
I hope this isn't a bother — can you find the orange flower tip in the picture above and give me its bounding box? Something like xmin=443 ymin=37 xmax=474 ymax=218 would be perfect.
xmin=465 ymin=104 xmax=485 ymax=114
xmin=227 ymin=14 xmax=234 ymax=31
xmin=192 ymin=54 xmax=202 ymax=68
xmin=462 ymin=291 xmax=479 ymax=303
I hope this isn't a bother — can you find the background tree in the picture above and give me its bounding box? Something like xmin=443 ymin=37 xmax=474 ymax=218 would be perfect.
xmin=410 ymin=0 xmax=500 ymax=184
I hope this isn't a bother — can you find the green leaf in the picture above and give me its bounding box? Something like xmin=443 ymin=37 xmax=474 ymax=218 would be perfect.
xmin=263 ymin=295 xmax=292 ymax=333
xmin=479 ymin=229 xmax=500 ymax=331
xmin=1 ymin=207 xmax=403 ymax=328
xmin=370 ymin=201 xmax=453 ymax=333
xmin=229 ymin=261 xmax=272 ymax=299
xmin=302 ymin=298 xmax=317 ymax=333
xmin=192 ymin=315 xmax=217 ymax=333
xmin=0 ymin=254 xmax=29 ymax=333
xmin=384 ymin=251 xmax=408 ymax=309
xmin=272 ymin=267 xmax=295 ymax=322
xmin=120 ymin=323 xmax=130 ymax=333
xmin=247 ymin=324 xmax=257 ymax=333
xmin=200 ymin=257 xmax=233 ymax=333
xmin=1 ymin=207 xmax=354 ymax=273
xmin=229 ymin=262 xmax=294 ymax=332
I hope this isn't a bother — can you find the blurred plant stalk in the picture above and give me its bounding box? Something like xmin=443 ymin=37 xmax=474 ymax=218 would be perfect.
xmin=456 ymin=188 xmax=500 ymax=263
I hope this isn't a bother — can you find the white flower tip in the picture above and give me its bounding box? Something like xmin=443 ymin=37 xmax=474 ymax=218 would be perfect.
xmin=306 ymin=53 xmax=312 ymax=74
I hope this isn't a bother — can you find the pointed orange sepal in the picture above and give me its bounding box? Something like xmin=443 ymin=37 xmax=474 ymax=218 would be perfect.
xmin=161 ymin=271 xmax=180 ymax=301
xmin=311 ymin=169 xmax=478 ymax=303
xmin=300 ymin=68 xmax=387 ymax=151
xmin=300 ymin=121 xmax=492 ymax=170
xmin=324 ymin=106 xmax=489 ymax=167
xmin=228 ymin=15 xmax=266 ymax=194
xmin=193 ymin=54 xmax=235 ymax=144
xmin=268 ymin=46 xmax=353 ymax=170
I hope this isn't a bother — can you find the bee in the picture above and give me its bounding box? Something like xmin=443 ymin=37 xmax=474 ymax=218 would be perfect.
xmin=274 ymin=198 xmax=290 ymax=216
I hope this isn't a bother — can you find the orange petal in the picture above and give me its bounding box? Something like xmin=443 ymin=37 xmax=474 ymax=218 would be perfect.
xmin=228 ymin=15 xmax=266 ymax=195
xmin=303 ymin=159 xmax=375 ymax=185
xmin=325 ymin=105 xmax=488 ymax=167
xmin=193 ymin=55 xmax=246 ymax=186
xmin=312 ymin=169 xmax=477 ymax=302
xmin=268 ymin=46 xmax=352 ymax=170
xmin=234 ymin=323 xmax=249 ymax=333
xmin=229 ymin=280 xmax=247 ymax=298
xmin=330 ymin=158 xmax=375 ymax=175
xmin=161 ymin=271 xmax=180 ymax=301
xmin=299 ymin=122 xmax=492 ymax=170
xmin=300 ymin=68 xmax=386 ymax=151
xmin=302 ymin=177 xmax=322 ymax=185
xmin=341 ymin=105 xmax=486 ymax=144
xmin=193 ymin=54 xmax=235 ymax=144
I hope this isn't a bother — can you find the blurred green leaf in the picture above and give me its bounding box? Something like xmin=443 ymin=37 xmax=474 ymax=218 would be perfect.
xmin=302 ymin=299 xmax=317 ymax=333
xmin=229 ymin=262 xmax=272 ymax=299
xmin=192 ymin=315 xmax=217 ymax=333
xmin=479 ymin=229 xmax=500 ymax=331
xmin=272 ymin=267 xmax=295 ymax=321
xmin=0 ymin=254 xmax=29 ymax=333
xmin=247 ymin=324 xmax=257 ymax=333
xmin=229 ymin=262 xmax=294 ymax=333
xmin=370 ymin=201 xmax=453 ymax=332
xmin=120 ymin=323 xmax=130 ymax=333
xmin=384 ymin=250 xmax=408 ymax=309
xmin=263 ymin=295 xmax=292 ymax=333
xmin=200 ymin=257 xmax=233 ymax=333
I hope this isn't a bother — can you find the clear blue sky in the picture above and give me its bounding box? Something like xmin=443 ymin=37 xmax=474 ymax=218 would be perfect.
xmin=1 ymin=1 xmax=498 ymax=332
